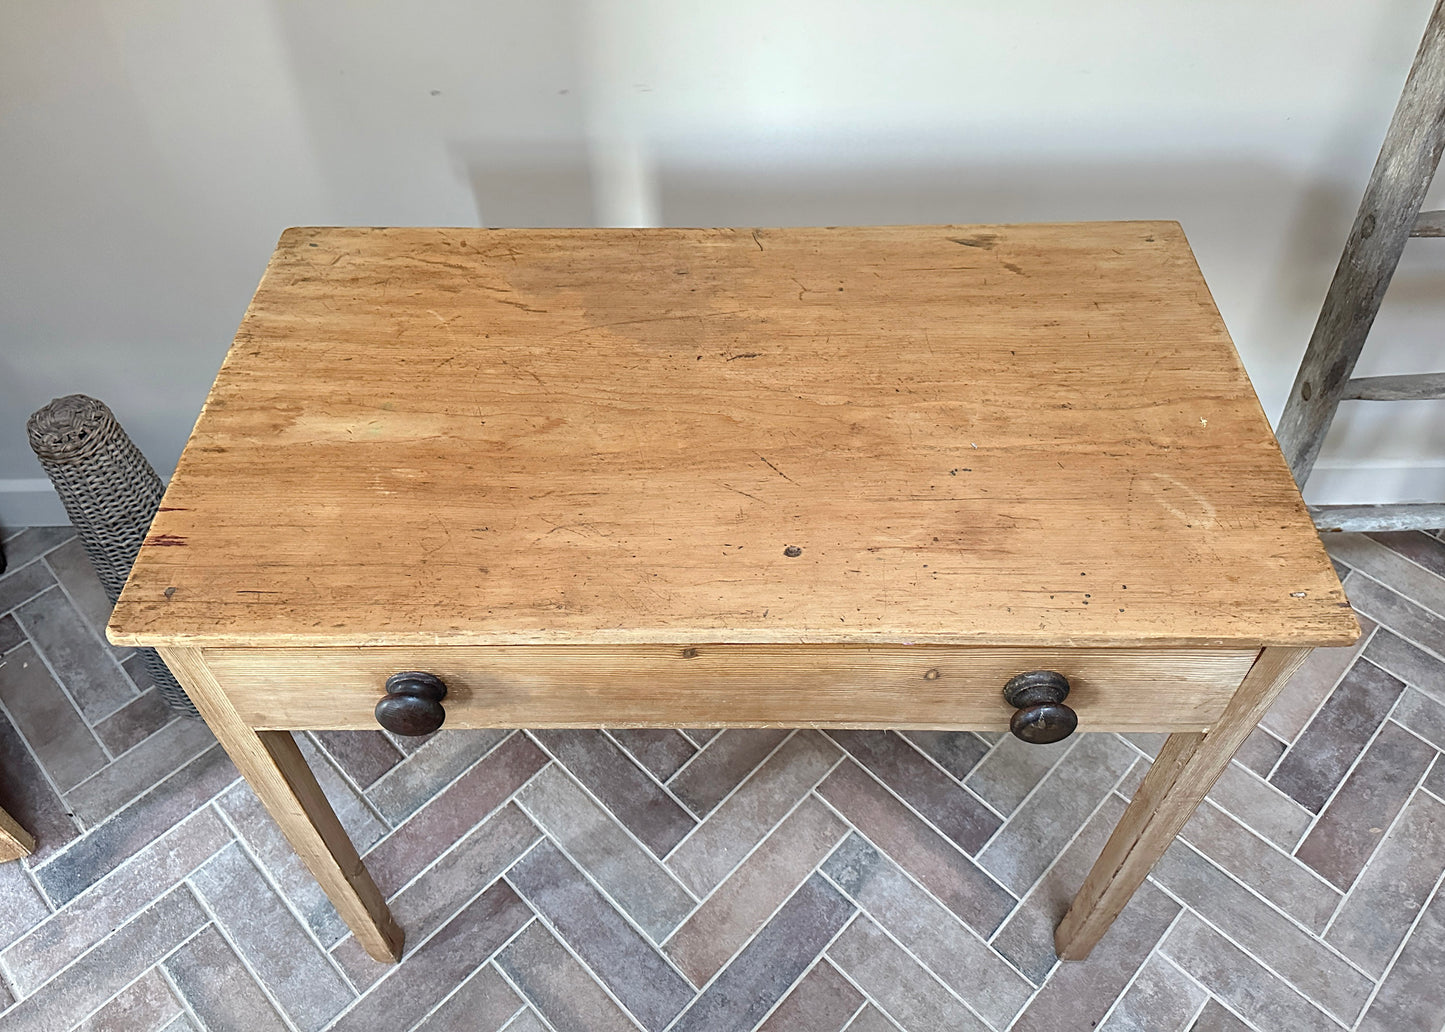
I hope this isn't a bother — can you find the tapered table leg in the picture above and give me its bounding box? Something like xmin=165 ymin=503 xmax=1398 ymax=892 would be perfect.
xmin=1055 ymin=646 xmax=1311 ymax=960
xmin=159 ymin=646 xmax=403 ymax=962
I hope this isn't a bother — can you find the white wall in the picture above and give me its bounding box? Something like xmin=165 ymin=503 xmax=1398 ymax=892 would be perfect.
xmin=3 ymin=0 xmax=1444 ymax=526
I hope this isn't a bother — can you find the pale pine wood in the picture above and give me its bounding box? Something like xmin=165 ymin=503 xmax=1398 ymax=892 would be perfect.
xmin=202 ymin=644 xmax=1257 ymax=732
xmin=0 ymin=804 xmax=35 ymax=862
xmin=110 ymin=223 xmax=1354 ymax=651
xmin=1054 ymin=646 xmax=1312 ymax=959
xmin=157 ymin=647 xmax=402 ymax=961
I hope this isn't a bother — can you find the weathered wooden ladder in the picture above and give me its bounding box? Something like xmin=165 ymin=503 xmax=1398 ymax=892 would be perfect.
xmin=1276 ymin=0 xmax=1445 ymax=532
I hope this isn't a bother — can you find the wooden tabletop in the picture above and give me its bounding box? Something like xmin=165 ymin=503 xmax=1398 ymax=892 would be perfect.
xmin=109 ymin=223 xmax=1357 ymax=650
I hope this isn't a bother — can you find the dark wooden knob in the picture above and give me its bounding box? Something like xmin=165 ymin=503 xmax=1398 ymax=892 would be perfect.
xmin=1003 ymin=670 xmax=1077 ymax=744
xmin=375 ymin=671 xmax=448 ymax=736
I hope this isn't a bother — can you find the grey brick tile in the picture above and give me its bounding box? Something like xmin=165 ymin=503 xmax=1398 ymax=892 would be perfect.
xmin=817 ymin=759 xmax=1015 ymax=938
xmin=992 ymin=793 xmax=1126 ymax=984
xmin=0 ymin=861 xmax=49 ymax=955
xmin=72 ymin=966 xmax=182 ymax=1032
xmin=668 ymin=729 xmax=790 ymax=818
xmin=0 ymin=557 xmax=58 ymax=615
xmin=366 ymin=728 xmax=511 ymax=825
xmin=1270 ymin=659 xmax=1404 ymax=813
xmin=900 ymin=729 xmax=990 ymax=780
xmin=163 ymin=925 xmax=288 ymax=1032
xmin=1234 ymin=727 xmax=1285 ymax=778
xmin=156 ymin=1016 xmax=197 ymax=1032
xmin=519 ymin=764 xmax=694 ymax=943
xmin=1355 ymin=878 xmax=1445 ymax=1032
xmin=0 ymin=702 xmax=79 ymax=862
xmin=1261 ymin=613 xmax=1377 ymax=742
xmin=0 ymin=642 xmax=107 ymax=792
xmin=295 ymin=733 xmax=388 ymax=851
xmin=507 ymin=839 xmax=692 ymax=1032
xmin=964 ymin=734 xmax=1074 ymax=814
xmin=841 ymin=1007 xmax=900 ymax=1032
xmin=979 ymin=732 xmax=1135 ymax=893
xmin=4 ymin=807 xmax=230 ymax=995
xmin=42 ymin=536 xmax=115 ymax=641
xmin=1188 ymin=999 xmax=1254 ymax=1032
xmin=412 ymin=964 xmax=523 ymax=1032
xmin=667 ymin=730 xmax=838 ymax=895
xmin=499 ymin=1009 xmax=548 ymax=1032
xmin=670 ymin=873 xmax=853 ymax=1032
xmin=1201 ymin=762 xmax=1314 ymax=850
xmin=1391 ymin=686 xmax=1445 ymax=747
xmin=1425 ymin=752 xmax=1445 ymax=799
xmin=1344 ymin=574 xmax=1445 ymax=658
xmin=312 ymin=730 xmax=404 ymax=789
xmin=1326 ymin=790 xmax=1445 ymax=977
xmin=1160 ymin=913 xmax=1343 ymax=1032
xmin=680 ymin=728 xmax=719 ymax=747
xmin=667 ymin=795 xmax=845 ymax=985
xmin=1178 ymin=801 xmax=1341 ymax=931
xmin=0 ymin=614 xmax=23 ymax=653
xmin=1149 ymin=842 xmax=1371 ymax=1024
xmin=822 ymin=832 xmax=1032 ymax=1029
xmin=332 ymin=802 xmax=540 ymax=989
xmin=1366 ymin=631 xmax=1445 ymax=693
xmin=92 ymin=689 xmax=177 ymax=757
xmin=826 ymin=914 xmax=988 ymax=1032
xmin=330 ymin=880 xmax=530 ymax=1032
xmin=533 ymin=730 xmax=695 ymax=857
xmin=188 ymin=841 xmax=354 ymax=1032
xmin=1295 ymin=720 xmax=1435 ymax=890
xmin=757 ymin=961 xmax=863 ymax=1032
xmin=607 ymin=728 xmax=696 ymax=781
xmin=0 ymin=887 xmax=205 ymax=1032
xmin=0 ymin=528 xmax=74 ymax=572
xmin=1098 ymin=953 xmax=1207 ymax=1032
xmin=364 ymin=732 xmax=545 ymax=893
xmin=825 ymin=730 xmax=999 ymax=853
xmin=65 ymin=716 xmax=216 ymax=827
xmin=1010 ymin=881 xmax=1179 ymax=1032
xmin=215 ymin=781 xmax=351 ymax=948
xmin=15 ymin=587 xmax=134 ymax=721
xmin=36 ymin=745 xmax=237 ymax=906
xmin=496 ymin=922 xmax=639 ymax=1032
xmin=1329 ymin=533 xmax=1445 ymax=615
xmin=119 ymin=651 xmax=153 ymax=693
xmin=1368 ymin=530 xmax=1445 ymax=579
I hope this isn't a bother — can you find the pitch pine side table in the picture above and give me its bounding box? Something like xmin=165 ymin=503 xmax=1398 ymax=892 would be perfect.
xmin=109 ymin=223 xmax=1358 ymax=964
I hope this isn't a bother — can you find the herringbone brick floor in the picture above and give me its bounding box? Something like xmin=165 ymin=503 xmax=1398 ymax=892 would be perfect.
xmin=1 ymin=526 xmax=1444 ymax=1031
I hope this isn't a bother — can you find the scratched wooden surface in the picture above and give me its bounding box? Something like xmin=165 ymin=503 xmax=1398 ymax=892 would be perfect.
xmin=109 ymin=223 xmax=1357 ymax=649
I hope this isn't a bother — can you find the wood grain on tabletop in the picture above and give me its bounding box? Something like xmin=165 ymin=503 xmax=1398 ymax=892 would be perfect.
xmin=109 ymin=223 xmax=1358 ymax=649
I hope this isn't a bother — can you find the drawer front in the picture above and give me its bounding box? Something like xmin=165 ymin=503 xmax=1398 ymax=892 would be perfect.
xmin=203 ymin=645 xmax=1259 ymax=733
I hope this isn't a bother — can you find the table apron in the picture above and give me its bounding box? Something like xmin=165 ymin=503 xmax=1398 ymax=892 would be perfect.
xmin=198 ymin=644 xmax=1262 ymax=733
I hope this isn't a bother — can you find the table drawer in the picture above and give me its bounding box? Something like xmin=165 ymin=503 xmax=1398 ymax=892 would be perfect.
xmin=201 ymin=645 xmax=1259 ymax=733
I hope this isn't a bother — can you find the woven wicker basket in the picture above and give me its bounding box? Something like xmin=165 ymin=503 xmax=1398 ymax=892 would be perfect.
xmin=27 ymin=395 xmax=196 ymax=715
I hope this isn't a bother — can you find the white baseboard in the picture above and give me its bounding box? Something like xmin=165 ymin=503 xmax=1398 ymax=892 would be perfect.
xmin=0 ymin=479 xmax=68 ymax=530
xmin=1303 ymin=463 xmax=1445 ymax=508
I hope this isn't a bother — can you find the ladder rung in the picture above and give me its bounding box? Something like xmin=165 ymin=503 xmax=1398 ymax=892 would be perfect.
xmin=1412 ymin=209 xmax=1445 ymax=236
xmin=1341 ymin=372 xmax=1445 ymax=400
xmin=1311 ymin=503 xmax=1445 ymax=532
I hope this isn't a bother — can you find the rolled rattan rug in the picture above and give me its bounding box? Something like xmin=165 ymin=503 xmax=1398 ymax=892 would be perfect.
xmin=27 ymin=395 xmax=196 ymax=715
